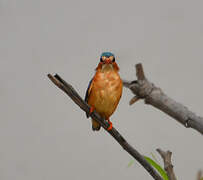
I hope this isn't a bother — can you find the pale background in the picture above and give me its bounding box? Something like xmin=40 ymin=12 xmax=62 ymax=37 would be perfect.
xmin=0 ymin=0 xmax=203 ymax=179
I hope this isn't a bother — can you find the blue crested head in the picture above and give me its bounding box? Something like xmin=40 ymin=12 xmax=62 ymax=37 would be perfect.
xmin=101 ymin=52 xmax=115 ymax=58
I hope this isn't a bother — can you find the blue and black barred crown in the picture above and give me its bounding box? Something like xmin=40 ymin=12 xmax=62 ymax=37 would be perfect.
xmin=100 ymin=52 xmax=115 ymax=57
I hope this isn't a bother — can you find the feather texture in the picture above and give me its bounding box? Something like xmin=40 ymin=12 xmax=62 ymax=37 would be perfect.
xmin=85 ymin=62 xmax=122 ymax=131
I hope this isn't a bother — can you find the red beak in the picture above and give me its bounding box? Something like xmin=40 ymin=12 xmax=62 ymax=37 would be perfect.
xmin=105 ymin=58 xmax=111 ymax=64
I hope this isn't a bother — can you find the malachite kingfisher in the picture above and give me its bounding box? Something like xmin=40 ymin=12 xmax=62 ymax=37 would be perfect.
xmin=85 ymin=52 xmax=123 ymax=131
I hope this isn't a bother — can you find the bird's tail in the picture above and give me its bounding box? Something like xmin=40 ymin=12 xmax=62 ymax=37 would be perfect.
xmin=92 ymin=119 xmax=101 ymax=131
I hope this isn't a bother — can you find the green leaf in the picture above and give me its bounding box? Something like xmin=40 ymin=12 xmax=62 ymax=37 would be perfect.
xmin=150 ymin=152 xmax=159 ymax=164
xmin=144 ymin=156 xmax=169 ymax=180
xmin=127 ymin=160 xmax=135 ymax=168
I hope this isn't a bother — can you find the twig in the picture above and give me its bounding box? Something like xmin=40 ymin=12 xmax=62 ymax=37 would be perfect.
xmin=47 ymin=73 xmax=163 ymax=180
xmin=123 ymin=63 xmax=203 ymax=135
xmin=197 ymin=170 xmax=203 ymax=180
xmin=129 ymin=96 xmax=140 ymax=105
xmin=157 ymin=148 xmax=177 ymax=180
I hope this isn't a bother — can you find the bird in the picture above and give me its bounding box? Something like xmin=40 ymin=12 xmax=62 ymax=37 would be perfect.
xmin=85 ymin=52 xmax=123 ymax=131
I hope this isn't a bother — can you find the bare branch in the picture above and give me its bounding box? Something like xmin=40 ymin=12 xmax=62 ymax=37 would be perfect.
xmin=197 ymin=170 xmax=203 ymax=180
xmin=129 ymin=96 xmax=140 ymax=105
xmin=47 ymin=73 xmax=163 ymax=180
xmin=123 ymin=63 xmax=203 ymax=135
xmin=136 ymin=63 xmax=146 ymax=80
xmin=157 ymin=148 xmax=177 ymax=180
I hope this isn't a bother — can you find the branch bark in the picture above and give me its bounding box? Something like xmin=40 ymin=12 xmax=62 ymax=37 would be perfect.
xmin=47 ymin=73 xmax=163 ymax=180
xmin=157 ymin=148 xmax=177 ymax=180
xmin=197 ymin=170 xmax=203 ymax=180
xmin=123 ymin=63 xmax=203 ymax=135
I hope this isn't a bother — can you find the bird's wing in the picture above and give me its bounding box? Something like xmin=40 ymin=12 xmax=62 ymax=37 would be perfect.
xmin=85 ymin=78 xmax=93 ymax=118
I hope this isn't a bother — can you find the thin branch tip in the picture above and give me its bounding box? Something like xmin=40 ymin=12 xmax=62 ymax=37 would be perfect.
xmin=157 ymin=148 xmax=177 ymax=180
xmin=197 ymin=170 xmax=203 ymax=180
xmin=129 ymin=96 xmax=140 ymax=105
xmin=47 ymin=74 xmax=63 ymax=88
xmin=136 ymin=63 xmax=145 ymax=80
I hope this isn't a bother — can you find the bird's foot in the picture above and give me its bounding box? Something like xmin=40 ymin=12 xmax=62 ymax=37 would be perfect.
xmin=89 ymin=106 xmax=94 ymax=115
xmin=107 ymin=119 xmax=113 ymax=131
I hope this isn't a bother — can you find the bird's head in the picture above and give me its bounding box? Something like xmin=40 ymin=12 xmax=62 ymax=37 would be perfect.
xmin=100 ymin=52 xmax=115 ymax=64
xmin=96 ymin=52 xmax=119 ymax=71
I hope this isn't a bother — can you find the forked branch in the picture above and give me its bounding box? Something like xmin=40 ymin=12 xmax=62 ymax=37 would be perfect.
xmin=47 ymin=74 xmax=163 ymax=180
xmin=157 ymin=148 xmax=177 ymax=180
xmin=123 ymin=63 xmax=203 ymax=135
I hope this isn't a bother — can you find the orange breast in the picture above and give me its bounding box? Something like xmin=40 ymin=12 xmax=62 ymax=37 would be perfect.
xmin=88 ymin=70 xmax=122 ymax=119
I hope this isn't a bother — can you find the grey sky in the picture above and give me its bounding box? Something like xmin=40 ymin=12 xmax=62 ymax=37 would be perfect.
xmin=0 ymin=0 xmax=203 ymax=179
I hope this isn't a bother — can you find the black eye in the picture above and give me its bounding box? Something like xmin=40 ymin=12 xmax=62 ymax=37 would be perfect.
xmin=100 ymin=57 xmax=103 ymax=62
xmin=112 ymin=57 xmax=115 ymax=62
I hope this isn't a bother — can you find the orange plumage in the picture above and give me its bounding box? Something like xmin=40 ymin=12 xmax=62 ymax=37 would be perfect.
xmin=85 ymin=52 xmax=123 ymax=131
